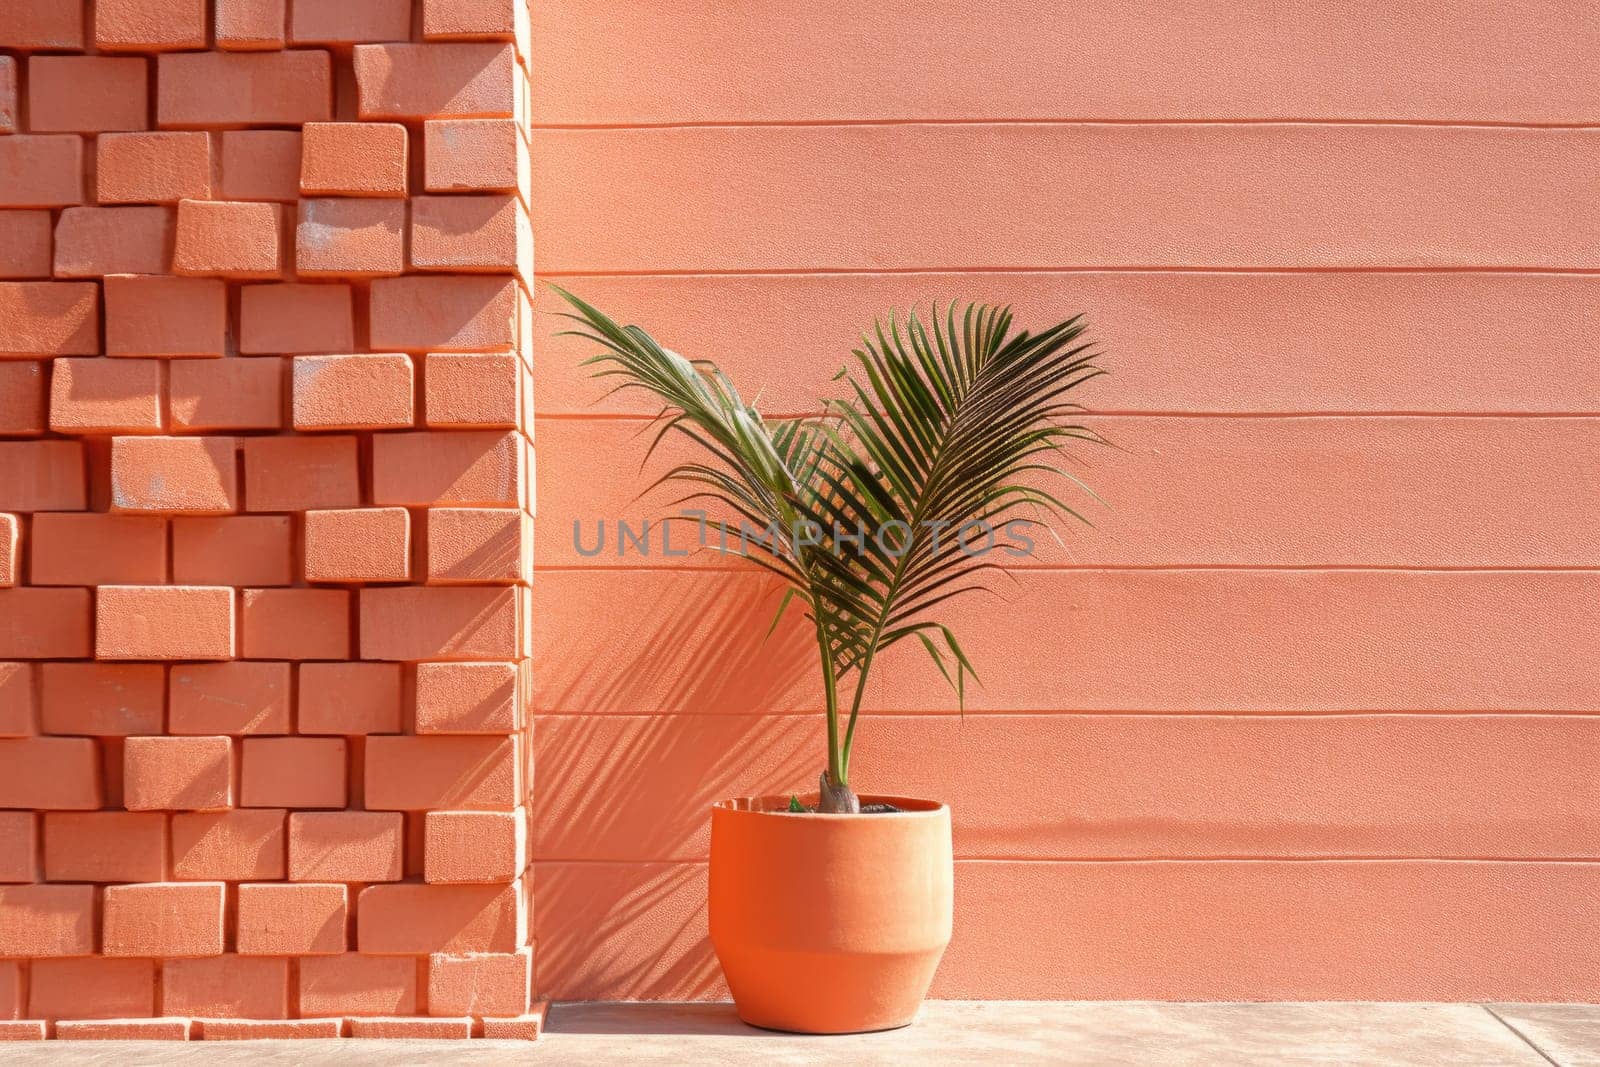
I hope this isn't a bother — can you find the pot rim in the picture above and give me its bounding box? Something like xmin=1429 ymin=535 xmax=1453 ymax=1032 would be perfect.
xmin=713 ymin=793 xmax=948 ymax=819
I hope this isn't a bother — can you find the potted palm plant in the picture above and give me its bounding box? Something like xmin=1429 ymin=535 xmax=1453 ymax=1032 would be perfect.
xmin=556 ymin=288 xmax=1103 ymax=1033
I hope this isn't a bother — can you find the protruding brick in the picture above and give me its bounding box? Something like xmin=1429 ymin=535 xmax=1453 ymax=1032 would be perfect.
xmin=124 ymin=735 xmax=234 ymax=811
xmin=0 ymin=884 xmax=95 ymax=957
xmin=290 ymin=0 xmax=410 ymax=44
xmin=57 ymin=1018 xmax=192 ymax=1040
xmin=27 ymin=57 xmax=148 ymax=133
xmin=425 ymin=809 xmax=525 ymax=884
xmin=29 ymin=959 xmax=155 ymax=1021
xmin=357 ymin=881 xmax=523 ymax=954
xmin=216 ymin=0 xmax=286 ymax=50
xmin=175 ymin=199 xmax=284 ymax=280
xmin=103 ymin=882 xmax=225 ymax=957
xmin=298 ymin=954 xmax=416 ymax=1017
xmin=423 ymin=0 xmax=521 ymax=42
xmin=427 ymin=948 xmax=531 ymax=1017
xmin=170 ymin=662 xmax=291 ymax=736
xmin=0 ymin=662 xmax=33 ymax=737
xmin=173 ymin=516 xmax=292 ymax=588
xmin=98 ymin=586 xmax=235 ymax=661
xmin=361 ymin=586 xmax=519 ymax=662
xmin=292 ymin=354 xmax=413 ymax=430
xmin=0 ymin=58 xmax=11 ymax=135
xmin=365 ymin=735 xmax=518 ymax=810
xmin=428 ymin=507 xmax=524 ymax=583
xmin=241 ymin=435 xmax=359 ymax=512
xmin=54 ymin=205 xmax=172 ymax=276
xmin=241 ymin=737 xmax=347 ymax=808
xmin=348 ymin=1016 xmax=472 ymax=1038
xmin=169 ymin=358 xmax=284 ymax=432
xmin=304 ymin=508 xmax=411 ymax=583
xmin=198 ymin=1018 xmax=343 ymax=1039
xmin=370 ymin=275 xmax=515 ymax=351
xmin=299 ymin=661 xmax=403 ymax=735
xmin=0 ymin=282 xmax=96 ymax=356
xmin=159 ymin=51 xmax=332 ymax=127
xmin=105 ymin=275 xmax=226 ymax=357
xmin=163 ymin=956 xmax=289 ymax=1019
xmin=239 ymin=283 xmax=354 ymax=354
xmin=49 ymin=358 xmax=163 ymax=434
xmin=425 ymin=352 xmax=520 ymax=428
xmin=354 ymin=43 xmax=516 ymax=120
xmin=171 ymin=809 xmax=285 ymax=881
xmin=31 ymin=514 xmax=167 ymax=586
xmin=0 ymin=588 xmax=92 ymax=659
xmin=240 ymin=588 xmax=352 ymax=660
xmin=0 ymin=514 xmax=14 ymax=587
xmin=110 ymin=436 xmax=238 ymax=514
xmin=0 ymin=211 xmax=53 ymax=278
xmin=288 ymin=810 xmax=403 ymax=881
xmin=300 ymin=122 xmax=409 ymax=197
xmin=0 ymin=1021 xmax=44 ymax=1040
xmin=237 ymin=882 xmax=346 ymax=955
xmin=481 ymin=1008 xmax=547 ymax=1041
xmin=0 ymin=812 xmax=36 ymax=881
xmin=424 ymin=118 xmax=526 ymax=194
xmin=372 ymin=430 xmax=522 ymax=506
xmin=96 ymin=0 xmax=207 ymax=51
xmin=43 ymin=812 xmax=166 ymax=882
xmin=219 ymin=130 xmax=302 ymax=202
xmin=40 ymin=663 xmax=164 ymax=736
xmin=295 ymin=198 xmax=405 ymax=277
xmin=97 ymin=132 xmax=212 ymax=204
xmin=0 ymin=3 xmax=84 ymax=48
xmin=0 ymin=136 xmax=83 ymax=208
xmin=411 ymin=194 xmax=525 ymax=274
xmin=0 ymin=364 xmax=46 ymax=437
xmin=0 ymin=738 xmax=100 ymax=809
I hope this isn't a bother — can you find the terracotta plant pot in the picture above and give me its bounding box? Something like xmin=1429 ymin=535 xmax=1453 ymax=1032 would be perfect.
xmin=708 ymin=794 xmax=954 ymax=1034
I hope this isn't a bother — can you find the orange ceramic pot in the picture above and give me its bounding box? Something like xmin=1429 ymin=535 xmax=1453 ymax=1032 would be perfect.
xmin=708 ymin=794 xmax=953 ymax=1034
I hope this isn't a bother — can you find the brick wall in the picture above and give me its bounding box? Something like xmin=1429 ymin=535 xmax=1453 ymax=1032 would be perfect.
xmin=0 ymin=0 xmax=538 ymax=1042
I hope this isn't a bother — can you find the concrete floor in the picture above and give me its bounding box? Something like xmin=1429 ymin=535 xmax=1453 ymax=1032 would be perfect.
xmin=2 ymin=1002 xmax=1597 ymax=1065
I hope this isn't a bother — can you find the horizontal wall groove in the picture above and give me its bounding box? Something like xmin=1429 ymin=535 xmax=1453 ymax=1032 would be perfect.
xmin=533 ymin=564 xmax=1600 ymax=575
xmin=529 ymin=709 xmax=1600 ymax=718
xmin=531 ymin=117 xmax=1600 ymax=132
xmin=533 ymin=857 xmax=1600 ymax=867
xmin=535 ymin=411 xmax=1600 ymax=421
xmin=536 ymin=266 xmax=1600 ymax=278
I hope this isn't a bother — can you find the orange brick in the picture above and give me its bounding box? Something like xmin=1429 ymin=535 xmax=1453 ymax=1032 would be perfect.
xmin=96 ymin=0 xmax=207 ymax=50
xmin=169 ymin=358 xmax=285 ymax=432
xmin=357 ymin=881 xmax=523 ymax=954
xmin=97 ymin=132 xmax=212 ymax=204
xmin=297 ymin=953 xmax=416 ymax=1017
xmin=236 ymin=882 xmax=346 ymax=955
xmin=411 ymin=194 xmax=524 ymax=274
xmin=295 ymin=198 xmax=405 ymax=277
xmin=104 ymin=274 xmax=226 ymax=357
xmin=425 ymin=809 xmax=525 ymax=884
xmin=170 ymin=662 xmax=291 ymax=736
xmin=288 ymin=810 xmax=403 ymax=881
xmin=372 ymin=430 xmax=522 ymax=506
xmin=482 ymin=1009 xmax=546 ymax=1040
xmin=172 ymin=515 xmax=292 ymax=586
xmin=0 ymin=364 xmax=45 ymax=438
xmin=292 ymin=354 xmax=413 ymax=430
xmin=348 ymin=1016 xmax=471 ymax=1038
xmin=241 ymin=737 xmax=347 ymax=808
xmin=159 ymin=50 xmax=332 ymax=127
xmin=0 ymin=514 xmax=14 ymax=587
xmin=425 ymin=352 xmax=520 ymax=428
xmin=0 ymin=812 xmax=36 ymax=881
xmin=0 ymin=1021 xmax=44 ymax=1040
xmin=423 ymin=0 xmax=521 ymax=41
xmin=57 ymin=1018 xmax=192 ymax=1040
xmin=0 ymin=136 xmax=84 ymax=208
xmin=290 ymin=0 xmax=410 ymax=44
xmin=216 ymin=0 xmax=285 ymax=50
xmin=370 ymin=275 xmax=516 ymax=351
xmin=27 ymin=56 xmax=148 ymax=133
xmin=110 ymin=436 xmax=238 ymax=514
xmin=424 ymin=119 xmax=526 ymax=194
xmin=365 ymin=735 xmax=518 ymax=810
xmin=300 ymin=122 xmax=409 ymax=197
xmin=219 ymin=130 xmax=302 ymax=202
xmin=171 ymin=809 xmax=285 ymax=881
xmin=0 ymin=58 xmax=11 ymax=135
xmin=42 ymin=812 xmax=166 ymax=883
xmin=304 ymin=508 xmax=411 ymax=583
xmin=198 ymin=1018 xmax=343 ymax=1039
xmin=240 ymin=588 xmax=351 ymax=660
xmin=103 ymin=881 xmax=225 ymax=957
xmin=0 ymin=211 xmax=53 ymax=278
xmin=239 ymin=283 xmax=354 ymax=354
xmin=427 ymin=948 xmax=531 ymax=1017
xmin=0 ymin=662 xmax=32 ymax=738
xmin=428 ymin=507 xmax=524 ymax=583
xmin=0 ymin=884 xmax=96 ymax=956
xmin=124 ymin=735 xmax=233 ymax=811
xmin=163 ymin=956 xmax=289 ymax=1019
xmin=241 ymin=435 xmax=359 ymax=512
xmin=0 ymin=588 xmax=92 ymax=659
xmin=0 ymin=737 xmax=99 ymax=809
xmin=98 ymin=585 xmax=235 ymax=661
xmin=354 ymin=43 xmax=516 ymax=120
xmin=31 ymin=513 xmax=167 ymax=586
xmin=1 ymin=3 xmax=84 ymax=48
xmin=29 ymin=959 xmax=154 ymax=1021
xmin=361 ymin=585 xmax=519 ymax=662
xmin=299 ymin=662 xmax=403 ymax=735
xmin=174 ymin=199 xmax=284 ymax=280
xmin=40 ymin=663 xmax=164 ymax=736
xmin=53 ymin=205 xmax=172 ymax=276
xmin=49 ymin=357 xmax=163 ymax=434
xmin=0 ymin=284 xmax=96 ymax=360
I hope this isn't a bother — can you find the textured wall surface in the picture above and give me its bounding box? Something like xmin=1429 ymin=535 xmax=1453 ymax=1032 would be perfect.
xmin=0 ymin=0 xmax=538 ymax=1042
xmin=530 ymin=2 xmax=1600 ymax=999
